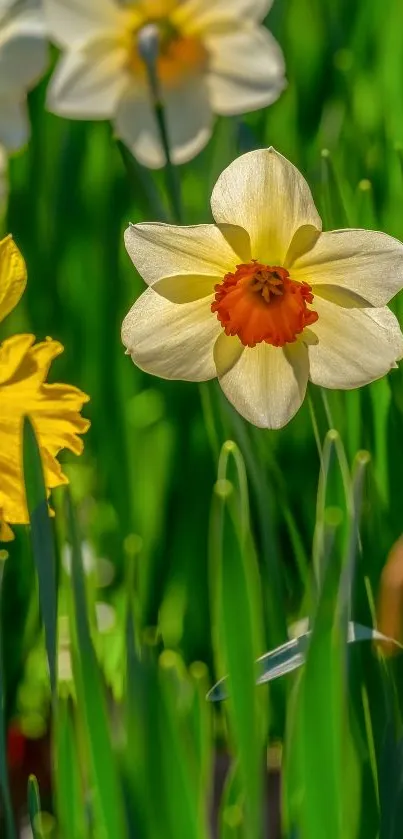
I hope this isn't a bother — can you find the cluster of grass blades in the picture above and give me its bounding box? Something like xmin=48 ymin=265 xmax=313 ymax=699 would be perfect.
xmin=3 ymin=0 xmax=403 ymax=836
xmin=0 ymin=413 xmax=401 ymax=838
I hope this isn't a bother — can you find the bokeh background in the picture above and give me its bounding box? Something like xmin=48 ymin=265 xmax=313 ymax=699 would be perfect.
xmin=3 ymin=0 xmax=403 ymax=836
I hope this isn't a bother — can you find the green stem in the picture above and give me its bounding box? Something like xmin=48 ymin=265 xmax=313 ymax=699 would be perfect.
xmin=140 ymin=31 xmax=183 ymax=223
xmin=116 ymin=139 xmax=168 ymax=222
xmin=154 ymin=100 xmax=183 ymax=224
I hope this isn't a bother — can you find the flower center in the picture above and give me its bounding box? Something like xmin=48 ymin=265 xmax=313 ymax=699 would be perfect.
xmin=137 ymin=0 xmax=177 ymax=17
xmin=211 ymin=261 xmax=319 ymax=348
xmin=130 ymin=15 xmax=208 ymax=87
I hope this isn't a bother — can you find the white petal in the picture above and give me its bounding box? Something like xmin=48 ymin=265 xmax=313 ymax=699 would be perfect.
xmin=217 ymin=340 xmax=309 ymax=428
xmin=364 ymin=306 xmax=403 ymax=359
xmin=122 ymin=287 xmax=220 ymax=381
xmin=291 ymin=229 xmax=403 ymax=307
xmin=0 ymin=2 xmax=45 ymax=27
xmin=206 ymin=26 xmax=286 ymax=115
xmin=211 ymin=147 xmax=322 ymax=266
xmin=115 ymin=76 xmax=213 ymax=169
xmin=308 ymin=296 xmax=403 ymax=389
xmin=124 ymin=222 xmax=248 ymax=285
xmin=43 ymin=0 xmax=130 ymax=48
xmin=46 ymin=38 xmax=129 ymax=119
xmin=173 ymin=0 xmax=273 ymax=33
xmin=115 ymin=89 xmax=163 ymax=170
xmin=0 ymin=1 xmax=13 ymax=25
xmin=0 ymin=13 xmax=47 ymax=97
xmin=0 ymin=98 xmax=29 ymax=151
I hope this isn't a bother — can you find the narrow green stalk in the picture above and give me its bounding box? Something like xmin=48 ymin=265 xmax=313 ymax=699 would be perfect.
xmin=217 ymin=440 xmax=250 ymax=538
xmin=307 ymin=390 xmax=323 ymax=462
xmin=138 ymin=25 xmax=183 ymax=223
xmin=320 ymin=388 xmax=335 ymax=430
xmin=22 ymin=417 xmax=58 ymax=698
xmin=395 ymin=142 xmax=403 ymax=179
xmin=154 ymin=103 xmax=182 ymax=223
xmin=320 ymin=148 xmax=351 ymax=228
xmin=116 ymin=139 xmax=169 ymax=222
xmin=198 ymin=382 xmax=220 ymax=462
xmin=28 ymin=775 xmax=42 ymax=839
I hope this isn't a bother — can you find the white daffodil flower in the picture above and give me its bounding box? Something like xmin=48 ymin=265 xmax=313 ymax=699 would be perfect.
xmin=44 ymin=0 xmax=286 ymax=169
xmin=0 ymin=0 xmax=48 ymax=151
xmin=122 ymin=147 xmax=403 ymax=430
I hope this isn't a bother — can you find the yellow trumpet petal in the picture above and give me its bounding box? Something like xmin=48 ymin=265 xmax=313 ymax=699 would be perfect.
xmin=0 ymin=518 xmax=14 ymax=542
xmin=0 ymin=236 xmax=27 ymax=324
xmin=0 ymin=334 xmax=90 ymax=536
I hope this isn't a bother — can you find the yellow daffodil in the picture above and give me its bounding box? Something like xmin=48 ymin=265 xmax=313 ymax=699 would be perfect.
xmin=45 ymin=0 xmax=285 ymax=169
xmin=0 ymin=236 xmax=90 ymax=541
xmin=0 ymin=0 xmax=48 ymax=151
xmin=122 ymin=147 xmax=403 ymax=429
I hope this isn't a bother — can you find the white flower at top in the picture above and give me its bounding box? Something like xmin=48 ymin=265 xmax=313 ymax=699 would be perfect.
xmin=122 ymin=148 xmax=403 ymax=429
xmin=44 ymin=0 xmax=286 ymax=169
xmin=0 ymin=0 xmax=48 ymax=151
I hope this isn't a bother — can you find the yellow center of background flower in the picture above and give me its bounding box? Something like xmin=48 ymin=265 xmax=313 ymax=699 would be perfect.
xmin=128 ymin=0 xmax=208 ymax=87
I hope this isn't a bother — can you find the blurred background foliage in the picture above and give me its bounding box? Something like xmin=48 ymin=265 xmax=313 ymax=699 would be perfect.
xmin=2 ymin=0 xmax=403 ymax=836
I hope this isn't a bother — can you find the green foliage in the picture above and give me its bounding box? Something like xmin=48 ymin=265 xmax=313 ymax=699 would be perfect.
xmin=2 ymin=0 xmax=403 ymax=836
xmin=23 ymin=418 xmax=58 ymax=696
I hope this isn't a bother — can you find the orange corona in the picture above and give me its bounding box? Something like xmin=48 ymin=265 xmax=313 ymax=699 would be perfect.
xmin=155 ymin=36 xmax=208 ymax=85
xmin=211 ymin=261 xmax=318 ymax=348
xmin=131 ymin=22 xmax=208 ymax=86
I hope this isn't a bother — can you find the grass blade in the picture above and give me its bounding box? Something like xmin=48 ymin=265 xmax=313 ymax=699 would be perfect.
xmin=28 ymin=775 xmax=42 ymax=839
xmin=157 ymin=651 xmax=210 ymax=839
xmin=65 ymin=489 xmax=128 ymax=839
xmin=283 ymin=445 xmax=370 ymax=839
xmin=22 ymin=416 xmax=58 ymax=695
xmin=54 ymin=698 xmax=88 ymax=839
xmin=0 ymin=561 xmax=16 ymax=839
xmin=210 ymin=441 xmax=267 ymax=838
